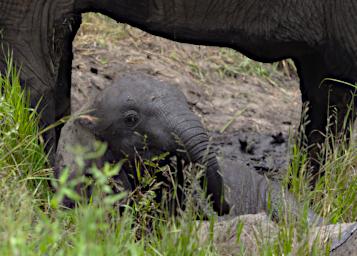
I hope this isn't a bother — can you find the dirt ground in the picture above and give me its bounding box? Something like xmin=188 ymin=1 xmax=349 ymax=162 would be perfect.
xmin=71 ymin=23 xmax=302 ymax=180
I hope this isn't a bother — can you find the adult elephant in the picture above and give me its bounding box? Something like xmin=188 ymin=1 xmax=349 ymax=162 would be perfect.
xmin=1 ymin=1 xmax=356 ymax=179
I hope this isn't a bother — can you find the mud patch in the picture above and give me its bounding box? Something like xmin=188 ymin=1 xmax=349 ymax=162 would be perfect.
xmin=211 ymin=131 xmax=290 ymax=179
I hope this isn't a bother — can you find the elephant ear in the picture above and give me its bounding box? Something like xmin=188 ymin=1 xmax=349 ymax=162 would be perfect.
xmin=74 ymin=115 xmax=99 ymax=131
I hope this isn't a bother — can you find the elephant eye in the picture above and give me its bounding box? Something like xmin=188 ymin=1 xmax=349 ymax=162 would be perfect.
xmin=124 ymin=110 xmax=139 ymax=127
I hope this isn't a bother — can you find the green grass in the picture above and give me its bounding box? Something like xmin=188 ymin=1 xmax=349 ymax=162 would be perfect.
xmin=0 ymin=53 xmax=356 ymax=255
xmin=254 ymin=124 xmax=356 ymax=255
xmin=284 ymin=95 xmax=357 ymax=224
xmin=0 ymin=57 xmax=48 ymax=198
xmin=0 ymin=59 xmax=215 ymax=255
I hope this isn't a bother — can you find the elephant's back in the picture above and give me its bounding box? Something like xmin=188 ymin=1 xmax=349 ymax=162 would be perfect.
xmin=219 ymin=159 xmax=268 ymax=216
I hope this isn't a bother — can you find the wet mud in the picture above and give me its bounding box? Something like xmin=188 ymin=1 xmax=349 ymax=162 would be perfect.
xmin=211 ymin=131 xmax=290 ymax=180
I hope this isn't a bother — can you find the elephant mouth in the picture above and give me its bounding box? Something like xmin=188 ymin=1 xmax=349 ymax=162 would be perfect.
xmin=129 ymin=148 xmax=181 ymax=168
xmin=125 ymin=148 xmax=187 ymax=184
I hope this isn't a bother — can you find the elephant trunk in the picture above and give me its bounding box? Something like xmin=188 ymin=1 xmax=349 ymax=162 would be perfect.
xmin=164 ymin=105 xmax=230 ymax=215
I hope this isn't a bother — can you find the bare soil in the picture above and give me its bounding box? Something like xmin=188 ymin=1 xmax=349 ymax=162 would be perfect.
xmin=71 ymin=23 xmax=303 ymax=179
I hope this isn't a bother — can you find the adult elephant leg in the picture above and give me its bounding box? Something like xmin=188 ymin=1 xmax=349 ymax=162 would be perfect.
xmin=0 ymin=1 xmax=81 ymax=163
xmin=295 ymin=54 xmax=356 ymax=186
xmin=54 ymin=16 xmax=82 ymax=146
xmin=30 ymin=89 xmax=57 ymax=165
xmin=295 ymin=53 xmax=328 ymax=186
xmin=54 ymin=54 xmax=72 ymax=148
xmin=323 ymin=81 xmax=356 ymax=143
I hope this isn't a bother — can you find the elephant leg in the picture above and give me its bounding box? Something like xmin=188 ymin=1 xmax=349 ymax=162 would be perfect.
xmin=295 ymin=54 xmax=356 ymax=186
xmin=32 ymin=91 xmax=57 ymax=165
xmin=54 ymin=49 xmax=73 ymax=146
xmin=0 ymin=55 xmax=57 ymax=164
xmin=294 ymin=54 xmax=327 ymax=185
xmin=54 ymin=15 xmax=81 ymax=147
xmin=323 ymin=81 xmax=356 ymax=143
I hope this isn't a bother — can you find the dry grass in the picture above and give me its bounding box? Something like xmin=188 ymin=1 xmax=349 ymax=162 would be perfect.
xmin=75 ymin=13 xmax=129 ymax=48
xmin=75 ymin=13 xmax=296 ymax=86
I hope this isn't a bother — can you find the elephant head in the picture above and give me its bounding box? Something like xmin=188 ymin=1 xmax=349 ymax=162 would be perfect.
xmin=57 ymin=72 xmax=230 ymax=215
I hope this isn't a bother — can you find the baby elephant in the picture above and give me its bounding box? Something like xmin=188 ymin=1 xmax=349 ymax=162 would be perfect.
xmin=55 ymin=72 xmax=230 ymax=215
xmin=56 ymin=72 xmax=322 ymax=224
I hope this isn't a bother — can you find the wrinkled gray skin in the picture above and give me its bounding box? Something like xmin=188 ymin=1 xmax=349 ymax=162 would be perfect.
xmin=55 ymin=73 xmax=229 ymax=215
xmin=1 ymin=1 xmax=357 ymax=182
xmin=219 ymin=159 xmax=322 ymax=224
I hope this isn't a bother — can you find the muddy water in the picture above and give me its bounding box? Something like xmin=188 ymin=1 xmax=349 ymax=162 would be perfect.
xmin=211 ymin=131 xmax=290 ymax=180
